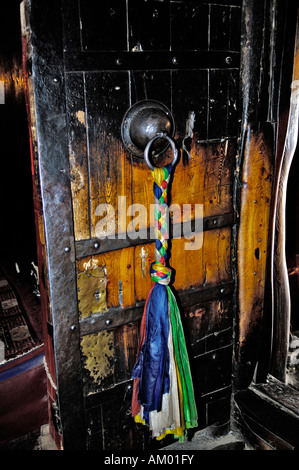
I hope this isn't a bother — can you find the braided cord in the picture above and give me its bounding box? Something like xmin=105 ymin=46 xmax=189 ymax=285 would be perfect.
xmin=150 ymin=165 xmax=172 ymax=286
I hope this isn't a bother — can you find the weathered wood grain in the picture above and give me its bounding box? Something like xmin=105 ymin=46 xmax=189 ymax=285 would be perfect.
xmin=237 ymin=126 xmax=273 ymax=365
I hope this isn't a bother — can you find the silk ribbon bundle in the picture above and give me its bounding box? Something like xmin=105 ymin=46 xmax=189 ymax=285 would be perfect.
xmin=131 ymin=163 xmax=198 ymax=441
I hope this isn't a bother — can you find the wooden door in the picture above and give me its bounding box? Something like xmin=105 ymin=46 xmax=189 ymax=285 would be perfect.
xmin=21 ymin=0 xmax=241 ymax=450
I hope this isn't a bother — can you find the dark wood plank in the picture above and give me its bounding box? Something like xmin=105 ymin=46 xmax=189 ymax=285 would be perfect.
xmin=254 ymin=375 xmax=299 ymax=417
xmin=27 ymin=0 xmax=86 ymax=450
xmin=172 ymin=69 xmax=208 ymax=142
xmin=210 ymin=4 xmax=241 ymax=51
xmin=84 ymin=71 xmax=132 ymax=239
xmin=130 ymin=70 xmax=171 ymax=109
xmin=235 ymin=386 xmax=299 ymax=449
xmin=65 ymin=73 xmax=90 ymax=240
xmin=209 ymin=69 xmax=238 ymax=140
xmin=185 ymin=298 xmax=233 ymax=357
xmin=79 ymin=0 xmax=127 ymax=52
xmin=85 ymin=381 xmax=148 ymax=450
xmin=61 ymin=0 xmax=81 ymax=52
xmin=193 ymin=343 xmax=233 ymax=396
xmin=113 ymin=322 xmax=139 ymax=384
xmin=128 ymin=0 xmax=170 ymax=52
xmin=170 ymin=3 xmax=209 ymax=51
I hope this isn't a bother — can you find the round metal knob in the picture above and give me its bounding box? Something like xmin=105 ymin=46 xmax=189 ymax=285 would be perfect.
xmin=121 ymin=100 xmax=175 ymax=158
xmin=129 ymin=107 xmax=173 ymax=152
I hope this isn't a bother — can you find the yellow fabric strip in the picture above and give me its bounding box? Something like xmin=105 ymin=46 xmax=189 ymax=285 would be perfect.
xmin=156 ymin=425 xmax=184 ymax=441
xmin=151 ymin=167 xmax=166 ymax=187
xmin=134 ymin=414 xmax=145 ymax=426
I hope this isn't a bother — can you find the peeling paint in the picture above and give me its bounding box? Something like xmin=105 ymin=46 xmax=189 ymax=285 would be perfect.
xmin=81 ymin=257 xmax=100 ymax=271
xmin=70 ymin=151 xmax=85 ymax=190
xmin=81 ymin=331 xmax=114 ymax=385
xmin=76 ymin=109 xmax=86 ymax=126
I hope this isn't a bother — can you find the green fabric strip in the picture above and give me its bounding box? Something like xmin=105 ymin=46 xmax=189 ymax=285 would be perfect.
xmin=167 ymin=286 xmax=198 ymax=430
xmin=154 ymin=207 xmax=161 ymax=220
xmin=163 ymin=167 xmax=169 ymax=180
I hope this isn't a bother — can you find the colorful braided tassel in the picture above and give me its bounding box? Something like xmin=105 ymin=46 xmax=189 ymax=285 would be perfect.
xmin=131 ymin=163 xmax=198 ymax=441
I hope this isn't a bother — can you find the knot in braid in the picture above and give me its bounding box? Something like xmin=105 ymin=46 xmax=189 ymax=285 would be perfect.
xmin=150 ymin=261 xmax=172 ymax=285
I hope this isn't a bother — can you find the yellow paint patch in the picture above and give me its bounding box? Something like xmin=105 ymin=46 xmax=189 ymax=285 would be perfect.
xmin=76 ymin=110 xmax=86 ymax=126
xmin=81 ymin=331 xmax=114 ymax=385
xmin=77 ymin=265 xmax=108 ymax=318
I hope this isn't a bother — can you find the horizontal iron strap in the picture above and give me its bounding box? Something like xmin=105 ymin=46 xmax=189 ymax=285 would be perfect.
xmin=64 ymin=51 xmax=239 ymax=72
xmin=79 ymin=280 xmax=234 ymax=336
xmin=75 ymin=212 xmax=236 ymax=259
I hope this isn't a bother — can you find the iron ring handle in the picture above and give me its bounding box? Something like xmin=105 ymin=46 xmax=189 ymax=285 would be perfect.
xmin=144 ymin=132 xmax=178 ymax=171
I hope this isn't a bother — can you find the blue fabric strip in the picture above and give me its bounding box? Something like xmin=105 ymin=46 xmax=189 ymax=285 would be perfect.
xmin=131 ymin=283 xmax=170 ymax=420
xmin=153 ymin=183 xmax=162 ymax=200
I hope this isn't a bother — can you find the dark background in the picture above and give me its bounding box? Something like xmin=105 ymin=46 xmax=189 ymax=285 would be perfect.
xmin=0 ymin=0 xmax=37 ymax=281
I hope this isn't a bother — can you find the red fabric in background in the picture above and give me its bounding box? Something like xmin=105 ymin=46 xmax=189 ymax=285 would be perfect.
xmin=0 ymin=346 xmax=48 ymax=446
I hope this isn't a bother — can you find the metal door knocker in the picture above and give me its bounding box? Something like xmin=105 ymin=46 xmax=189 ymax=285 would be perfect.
xmin=144 ymin=132 xmax=178 ymax=170
xmin=121 ymin=100 xmax=177 ymax=168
